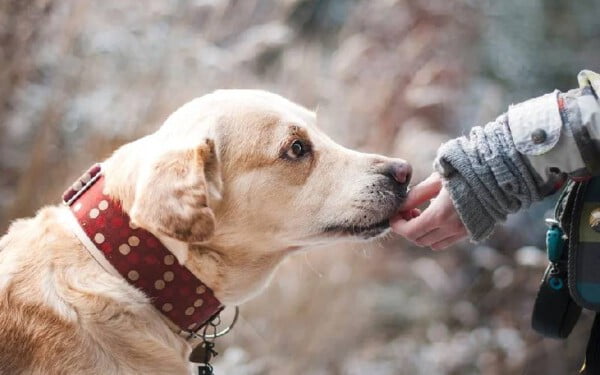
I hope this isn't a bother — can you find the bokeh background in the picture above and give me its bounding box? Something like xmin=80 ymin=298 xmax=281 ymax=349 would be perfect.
xmin=1 ymin=1 xmax=600 ymax=374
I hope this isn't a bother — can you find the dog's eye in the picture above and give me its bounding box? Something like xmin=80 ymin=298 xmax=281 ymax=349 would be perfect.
xmin=285 ymin=140 xmax=310 ymax=160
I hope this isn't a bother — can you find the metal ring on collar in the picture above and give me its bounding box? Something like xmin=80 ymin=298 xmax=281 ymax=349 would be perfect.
xmin=190 ymin=306 xmax=239 ymax=340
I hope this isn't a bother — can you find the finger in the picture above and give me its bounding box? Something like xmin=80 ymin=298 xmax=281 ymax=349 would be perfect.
xmin=430 ymin=234 xmax=467 ymax=251
xmin=410 ymin=208 xmax=421 ymax=218
xmin=401 ymin=173 xmax=443 ymax=210
xmin=414 ymin=228 xmax=448 ymax=247
xmin=391 ymin=208 xmax=437 ymax=239
xmin=390 ymin=217 xmax=422 ymax=239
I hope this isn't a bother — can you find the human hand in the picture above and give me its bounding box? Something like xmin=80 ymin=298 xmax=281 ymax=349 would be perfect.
xmin=391 ymin=173 xmax=468 ymax=250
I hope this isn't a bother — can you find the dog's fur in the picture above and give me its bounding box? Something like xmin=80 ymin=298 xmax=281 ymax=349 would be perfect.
xmin=0 ymin=90 xmax=409 ymax=374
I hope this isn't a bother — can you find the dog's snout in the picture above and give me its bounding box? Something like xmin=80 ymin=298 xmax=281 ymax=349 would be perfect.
xmin=383 ymin=161 xmax=412 ymax=186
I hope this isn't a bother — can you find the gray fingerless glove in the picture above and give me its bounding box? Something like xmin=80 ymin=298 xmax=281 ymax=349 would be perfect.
xmin=434 ymin=114 xmax=544 ymax=241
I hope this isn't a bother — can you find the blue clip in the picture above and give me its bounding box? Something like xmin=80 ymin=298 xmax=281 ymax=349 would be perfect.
xmin=545 ymin=219 xmax=565 ymax=263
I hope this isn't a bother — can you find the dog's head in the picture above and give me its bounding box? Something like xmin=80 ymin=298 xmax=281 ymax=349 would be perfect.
xmin=105 ymin=90 xmax=410 ymax=301
xmin=126 ymin=90 xmax=409 ymax=246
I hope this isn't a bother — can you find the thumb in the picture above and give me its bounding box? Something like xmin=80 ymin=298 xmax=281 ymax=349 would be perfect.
xmin=400 ymin=172 xmax=443 ymax=210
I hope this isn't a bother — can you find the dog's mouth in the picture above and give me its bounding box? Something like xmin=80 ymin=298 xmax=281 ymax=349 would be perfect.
xmin=321 ymin=180 xmax=407 ymax=240
xmin=322 ymin=218 xmax=391 ymax=239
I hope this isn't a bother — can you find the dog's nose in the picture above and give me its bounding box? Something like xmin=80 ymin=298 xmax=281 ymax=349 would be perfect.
xmin=384 ymin=161 xmax=412 ymax=186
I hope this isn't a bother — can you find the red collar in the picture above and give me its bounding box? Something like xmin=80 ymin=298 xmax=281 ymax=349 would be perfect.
xmin=63 ymin=164 xmax=223 ymax=335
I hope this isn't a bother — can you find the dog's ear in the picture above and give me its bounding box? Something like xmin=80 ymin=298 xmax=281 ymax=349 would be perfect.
xmin=130 ymin=139 xmax=220 ymax=244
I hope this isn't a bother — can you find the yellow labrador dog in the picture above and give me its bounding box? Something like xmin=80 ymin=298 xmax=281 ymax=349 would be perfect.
xmin=0 ymin=90 xmax=411 ymax=374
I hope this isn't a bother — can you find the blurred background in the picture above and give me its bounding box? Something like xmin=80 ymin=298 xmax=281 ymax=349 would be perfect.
xmin=1 ymin=0 xmax=600 ymax=374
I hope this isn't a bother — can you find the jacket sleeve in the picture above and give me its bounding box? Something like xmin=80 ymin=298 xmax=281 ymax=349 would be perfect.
xmin=434 ymin=70 xmax=600 ymax=241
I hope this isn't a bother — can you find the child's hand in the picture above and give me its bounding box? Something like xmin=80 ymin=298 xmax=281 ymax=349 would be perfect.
xmin=391 ymin=173 xmax=468 ymax=250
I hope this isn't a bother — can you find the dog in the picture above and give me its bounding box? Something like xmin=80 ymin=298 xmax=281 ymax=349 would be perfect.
xmin=0 ymin=90 xmax=411 ymax=374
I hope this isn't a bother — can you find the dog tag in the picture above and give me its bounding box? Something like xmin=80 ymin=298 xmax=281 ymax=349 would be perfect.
xmin=197 ymin=364 xmax=213 ymax=375
xmin=190 ymin=341 xmax=217 ymax=375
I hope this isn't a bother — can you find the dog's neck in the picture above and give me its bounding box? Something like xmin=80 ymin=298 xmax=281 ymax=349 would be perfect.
xmin=64 ymin=166 xmax=226 ymax=334
xmin=101 ymin=146 xmax=288 ymax=306
xmin=184 ymin=243 xmax=287 ymax=305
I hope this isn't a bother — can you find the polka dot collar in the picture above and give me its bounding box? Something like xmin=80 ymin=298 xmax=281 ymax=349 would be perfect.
xmin=63 ymin=164 xmax=224 ymax=335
